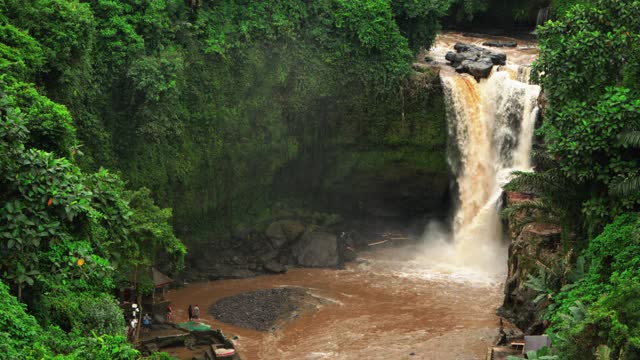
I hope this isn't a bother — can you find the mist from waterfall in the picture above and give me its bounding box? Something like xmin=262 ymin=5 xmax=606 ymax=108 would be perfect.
xmin=418 ymin=49 xmax=540 ymax=281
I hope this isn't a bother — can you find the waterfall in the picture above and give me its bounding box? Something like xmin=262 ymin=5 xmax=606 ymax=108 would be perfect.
xmin=438 ymin=65 xmax=541 ymax=274
xmin=536 ymin=7 xmax=550 ymax=27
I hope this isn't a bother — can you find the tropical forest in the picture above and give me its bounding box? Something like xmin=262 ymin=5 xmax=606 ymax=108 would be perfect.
xmin=0 ymin=0 xmax=638 ymax=359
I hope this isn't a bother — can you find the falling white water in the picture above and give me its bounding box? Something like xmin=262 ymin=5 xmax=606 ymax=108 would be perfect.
xmin=417 ymin=34 xmax=541 ymax=283
xmin=445 ymin=67 xmax=540 ymax=270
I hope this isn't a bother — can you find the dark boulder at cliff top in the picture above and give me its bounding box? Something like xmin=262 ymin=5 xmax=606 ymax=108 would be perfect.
xmin=445 ymin=42 xmax=507 ymax=79
xmin=466 ymin=60 xmax=494 ymax=78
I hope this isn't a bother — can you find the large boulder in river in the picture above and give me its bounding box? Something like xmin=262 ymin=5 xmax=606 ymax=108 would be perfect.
xmin=263 ymin=260 xmax=287 ymax=274
xmin=292 ymin=230 xmax=339 ymax=267
xmin=265 ymin=220 xmax=306 ymax=249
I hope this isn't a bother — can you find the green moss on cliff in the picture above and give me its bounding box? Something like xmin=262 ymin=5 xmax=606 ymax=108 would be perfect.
xmin=2 ymin=0 xmax=453 ymax=243
xmin=326 ymin=72 xmax=448 ymax=189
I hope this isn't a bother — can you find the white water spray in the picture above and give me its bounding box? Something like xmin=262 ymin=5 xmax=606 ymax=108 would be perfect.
xmin=418 ymin=36 xmax=541 ymax=281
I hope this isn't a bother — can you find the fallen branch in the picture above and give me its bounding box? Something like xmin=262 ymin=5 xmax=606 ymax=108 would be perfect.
xmin=368 ymin=240 xmax=388 ymax=246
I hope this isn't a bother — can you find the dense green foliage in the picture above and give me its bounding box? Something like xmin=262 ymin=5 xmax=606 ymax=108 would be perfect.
xmin=0 ymin=280 xmax=139 ymax=359
xmin=0 ymin=11 xmax=186 ymax=350
xmin=507 ymin=0 xmax=640 ymax=358
xmin=0 ymin=0 xmax=464 ymax=357
xmin=548 ymin=214 xmax=640 ymax=358
xmin=0 ymin=92 xmax=184 ymax=356
xmin=1 ymin=0 xmax=457 ymax=242
xmin=0 ymin=97 xmax=185 ymax=292
xmin=550 ymin=0 xmax=591 ymax=18
xmin=533 ymin=0 xmax=640 ymax=236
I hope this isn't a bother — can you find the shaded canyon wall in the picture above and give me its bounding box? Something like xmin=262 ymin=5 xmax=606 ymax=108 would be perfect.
xmin=180 ymin=69 xmax=451 ymax=280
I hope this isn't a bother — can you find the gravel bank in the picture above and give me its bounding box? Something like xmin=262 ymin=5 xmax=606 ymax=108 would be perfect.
xmin=209 ymin=287 xmax=308 ymax=331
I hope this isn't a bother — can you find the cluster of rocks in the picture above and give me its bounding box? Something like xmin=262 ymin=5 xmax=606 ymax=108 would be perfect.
xmin=182 ymin=219 xmax=356 ymax=281
xmin=445 ymin=43 xmax=507 ymax=79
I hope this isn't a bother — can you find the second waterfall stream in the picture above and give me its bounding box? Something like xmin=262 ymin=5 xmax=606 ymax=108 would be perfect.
xmin=419 ymin=33 xmax=541 ymax=281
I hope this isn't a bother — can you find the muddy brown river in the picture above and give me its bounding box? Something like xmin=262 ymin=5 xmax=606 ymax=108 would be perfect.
xmin=166 ymin=245 xmax=506 ymax=360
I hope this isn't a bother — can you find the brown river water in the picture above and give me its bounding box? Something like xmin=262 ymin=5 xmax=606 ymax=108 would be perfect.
xmin=166 ymin=245 xmax=506 ymax=360
xmin=166 ymin=32 xmax=537 ymax=360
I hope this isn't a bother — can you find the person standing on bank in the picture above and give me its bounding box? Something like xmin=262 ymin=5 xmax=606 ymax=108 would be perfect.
xmin=188 ymin=304 xmax=193 ymax=321
xmin=193 ymin=304 xmax=200 ymax=320
xmin=142 ymin=313 xmax=152 ymax=333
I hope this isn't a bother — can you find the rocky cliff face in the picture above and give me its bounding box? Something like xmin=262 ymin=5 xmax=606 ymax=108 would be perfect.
xmin=181 ymin=219 xmax=355 ymax=281
xmin=499 ymin=192 xmax=563 ymax=334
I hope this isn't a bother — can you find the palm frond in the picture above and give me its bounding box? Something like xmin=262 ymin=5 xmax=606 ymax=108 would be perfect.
xmin=532 ymin=149 xmax=557 ymax=169
xmin=501 ymin=199 xmax=561 ymax=220
xmin=568 ymin=300 xmax=587 ymax=323
xmin=610 ymin=175 xmax=640 ymax=197
xmin=505 ymin=170 xmax=566 ymax=194
xmin=524 ymin=268 xmax=557 ymax=305
xmin=511 ymin=215 xmax=561 ymax=234
xmin=501 ymin=199 xmax=548 ymax=217
xmin=619 ymin=131 xmax=640 ymax=148
xmin=557 ymin=301 xmax=587 ymax=330
xmin=566 ymin=255 xmax=585 ymax=284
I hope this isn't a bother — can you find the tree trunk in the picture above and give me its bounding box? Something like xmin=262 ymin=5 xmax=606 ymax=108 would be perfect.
xmin=134 ymin=290 xmax=142 ymax=343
